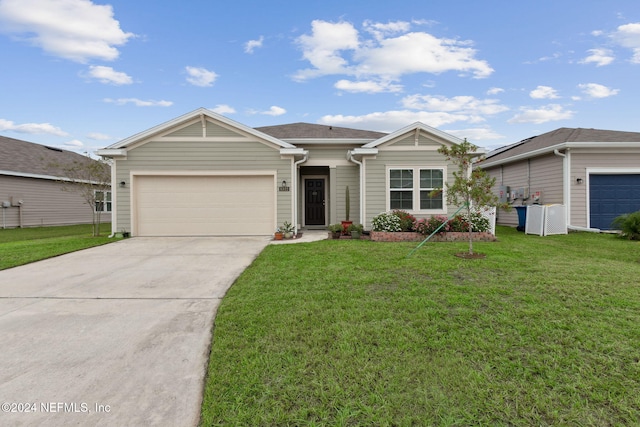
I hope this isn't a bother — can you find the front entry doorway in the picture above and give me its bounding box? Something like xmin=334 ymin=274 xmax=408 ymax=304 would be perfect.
xmin=304 ymin=177 xmax=326 ymax=226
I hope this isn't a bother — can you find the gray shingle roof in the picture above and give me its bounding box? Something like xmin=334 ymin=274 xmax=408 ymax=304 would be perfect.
xmin=255 ymin=122 xmax=387 ymax=140
xmin=0 ymin=135 xmax=105 ymax=178
xmin=486 ymin=127 xmax=640 ymax=163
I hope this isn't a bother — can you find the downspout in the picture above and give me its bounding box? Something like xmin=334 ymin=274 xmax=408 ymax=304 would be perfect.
xmin=108 ymin=159 xmax=117 ymax=238
xmin=347 ymin=151 xmax=364 ymax=227
xmin=292 ymin=153 xmax=308 ymax=236
xmin=553 ymin=148 xmax=569 ymax=227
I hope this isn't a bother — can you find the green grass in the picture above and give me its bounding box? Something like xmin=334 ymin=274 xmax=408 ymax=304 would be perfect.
xmin=201 ymin=227 xmax=640 ymax=426
xmin=0 ymin=223 xmax=114 ymax=270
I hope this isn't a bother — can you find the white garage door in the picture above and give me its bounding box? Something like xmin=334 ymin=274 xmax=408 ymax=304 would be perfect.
xmin=134 ymin=175 xmax=275 ymax=236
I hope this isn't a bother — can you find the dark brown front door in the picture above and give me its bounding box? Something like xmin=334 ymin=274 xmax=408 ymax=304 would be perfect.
xmin=305 ymin=178 xmax=326 ymax=225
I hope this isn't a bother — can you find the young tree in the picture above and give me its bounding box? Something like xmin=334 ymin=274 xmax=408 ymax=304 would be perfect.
xmin=437 ymin=139 xmax=507 ymax=256
xmin=50 ymin=156 xmax=111 ymax=236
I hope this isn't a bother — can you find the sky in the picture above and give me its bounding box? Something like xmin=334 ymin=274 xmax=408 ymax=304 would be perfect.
xmin=1 ymin=0 xmax=640 ymax=156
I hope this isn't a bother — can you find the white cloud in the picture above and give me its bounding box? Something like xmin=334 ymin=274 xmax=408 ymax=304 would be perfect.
xmin=611 ymin=22 xmax=640 ymax=63
xmin=60 ymin=139 xmax=84 ymax=149
xmin=185 ymin=66 xmax=218 ymax=87
xmin=580 ymin=48 xmax=615 ymax=66
xmin=0 ymin=118 xmax=69 ymax=136
xmin=87 ymin=132 xmax=111 ymax=140
xmin=0 ymin=0 xmax=134 ymax=63
xmin=85 ymin=65 xmax=132 ymax=85
xmin=293 ymin=20 xmax=493 ymax=82
xmin=104 ymin=98 xmax=173 ymax=107
xmin=363 ymin=20 xmax=411 ymax=40
xmin=578 ymin=83 xmax=619 ymax=98
xmin=401 ymin=94 xmax=509 ymax=116
xmin=261 ymin=106 xmax=286 ymax=116
xmin=318 ymin=110 xmax=475 ymax=132
xmin=244 ymin=36 xmax=264 ymax=54
xmin=508 ymin=104 xmax=574 ymax=124
xmin=210 ymin=104 xmax=236 ymax=115
xmin=334 ymin=79 xmax=402 ymax=93
xmin=293 ymin=20 xmax=360 ymax=80
xmin=486 ymin=87 xmax=504 ymax=95
xmin=530 ymin=85 xmax=560 ymax=99
xmin=444 ymin=127 xmax=505 ymax=141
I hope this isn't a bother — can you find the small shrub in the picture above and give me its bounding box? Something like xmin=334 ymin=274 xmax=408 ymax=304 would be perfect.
xmin=392 ymin=210 xmax=416 ymax=231
xmin=372 ymin=212 xmax=402 ymax=232
xmin=415 ymin=212 xmax=490 ymax=235
xmin=612 ymin=210 xmax=640 ymax=240
xmin=415 ymin=215 xmax=450 ymax=235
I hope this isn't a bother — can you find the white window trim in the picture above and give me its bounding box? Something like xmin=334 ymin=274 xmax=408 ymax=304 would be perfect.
xmin=94 ymin=190 xmax=112 ymax=213
xmin=386 ymin=166 xmax=447 ymax=214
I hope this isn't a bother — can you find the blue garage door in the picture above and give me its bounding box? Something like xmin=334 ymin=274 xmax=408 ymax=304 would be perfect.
xmin=590 ymin=174 xmax=640 ymax=229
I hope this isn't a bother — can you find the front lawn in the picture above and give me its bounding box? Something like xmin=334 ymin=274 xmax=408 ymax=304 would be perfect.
xmin=0 ymin=223 xmax=113 ymax=270
xmin=201 ymin=227 xmax=640 ymax=426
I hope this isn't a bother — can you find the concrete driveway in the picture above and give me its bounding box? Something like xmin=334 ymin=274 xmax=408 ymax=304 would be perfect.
xmin=0 ymin=236 xmax=269 ymax=426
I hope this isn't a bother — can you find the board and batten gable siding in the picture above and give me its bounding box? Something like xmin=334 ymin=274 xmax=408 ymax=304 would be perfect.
xmin=363 ymin=150 xmax=453 ymax=228
xmin=114 ymin=138 xmax=291 ymax=233
xmin=0 ymin=175 xmax=111 ymax=227
xmin=570 ymin=150 xmax=640 ymax=227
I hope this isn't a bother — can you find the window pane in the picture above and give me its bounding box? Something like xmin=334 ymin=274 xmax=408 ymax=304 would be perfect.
xmin=106 ymin=202 xmax=112 ymax=212
xmin=106 ymin=192 xmax=112 ymax=202
xmin=420 ymin=190 xmax=443 ymax=210
xmin=420 ymin=169 xmax=443 ymax=189
xmin=390 ymin=191 xmax=413 ymax=210
xmin=390 ymin=169 xmax=413 ymax=189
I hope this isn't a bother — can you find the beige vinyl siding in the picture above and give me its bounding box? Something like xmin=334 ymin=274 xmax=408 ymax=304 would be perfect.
xmin=364 ymin=150 xmax=452 ymax=228
xmin=487 ymin=154 xmax=563 ymax=226
xmin=529 ymin=154 xmax=563 ymax=205
xmin=299 ymin=146 xmax=359 ymax=162
xmin=570 ymin=150 xmax=640 ymax=227
xmin=489 ymin=161 xmax=528 ymax=226
xmin=114 ymin=139 xmax=290 ymax=233
xmin=0 ymin=175 xmax=111 ymax=228
xmin=335 ymin=165 xmax=359 ymax=223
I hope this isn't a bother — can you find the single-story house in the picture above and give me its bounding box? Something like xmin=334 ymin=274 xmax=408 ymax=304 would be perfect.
xmin=480 ymin=127 xmax=640 ymax=230
xmin=97 ymin=108 xmax=480 ymax=237
xmin=0 ymin=135 xmax=112 ymax=228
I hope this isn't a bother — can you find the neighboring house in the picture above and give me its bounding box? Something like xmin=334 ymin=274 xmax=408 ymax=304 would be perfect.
xmin=97 ymin=108 xmax=479 ymax=237
xmin=0 ymin=135 xmax=112 ymax=228
xmin=480 ymin=127 xmax=640 ymax=230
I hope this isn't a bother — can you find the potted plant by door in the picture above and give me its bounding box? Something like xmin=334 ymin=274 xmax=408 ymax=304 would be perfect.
xmin=328 ymin=223 xmax=343 ymax=239
xmin=274 ymin=227 xmax=284 ymax=240
xmin=282 ymin=221 xmax=294 ymax=239
xmin=347 ymin=223 xmax=363 ymax=239
xmin=341 ymin=185 xmax=352 ymax=233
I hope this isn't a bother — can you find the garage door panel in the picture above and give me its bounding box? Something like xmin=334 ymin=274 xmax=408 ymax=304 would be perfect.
xmin=590 ymin=174 xmax=640 ymax=229
xmin=135 ymin=175 xmax=275 ymax=236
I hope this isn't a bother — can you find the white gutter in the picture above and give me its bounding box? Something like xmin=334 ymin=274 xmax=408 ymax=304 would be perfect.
xmin=347 ymin=151 xmax=364 ymax=226
xmin=0 ymin=170 xmax=106 ymax=185
xmin=483 ymin=141 xmax=640 ymax=169
xmin=292 ymin=152 xmax=308 ymax=236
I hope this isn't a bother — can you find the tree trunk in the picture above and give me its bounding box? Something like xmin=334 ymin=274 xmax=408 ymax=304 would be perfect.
xmin=467 ymin=207 xmax=474 ymax=254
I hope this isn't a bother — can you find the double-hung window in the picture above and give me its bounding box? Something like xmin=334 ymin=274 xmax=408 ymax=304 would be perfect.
xmin=388 ymin=167 xmax=445 ymax=212
xmin=95 ymin=190 xmax=112 ymax=213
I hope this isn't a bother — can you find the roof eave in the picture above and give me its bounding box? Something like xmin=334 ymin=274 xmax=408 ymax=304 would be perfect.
xmin=482 ymin=141 xmax=640 ymax=168
xmin=104 ymin=108 xmax=296 ymax=150
xmin=363 ymin=122 xmax=465 ymax=148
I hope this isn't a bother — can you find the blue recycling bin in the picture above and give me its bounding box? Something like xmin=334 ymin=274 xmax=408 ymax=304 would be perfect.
xmin=515 ymin=206 xmax=527 ymax=232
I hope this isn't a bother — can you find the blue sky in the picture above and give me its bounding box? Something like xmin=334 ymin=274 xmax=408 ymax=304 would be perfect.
xmin=1 ymin=0 xmax=639 ymax=156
